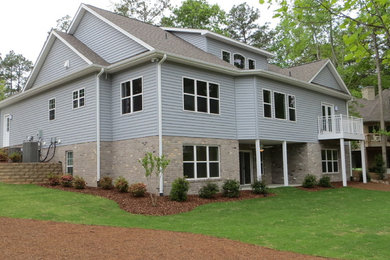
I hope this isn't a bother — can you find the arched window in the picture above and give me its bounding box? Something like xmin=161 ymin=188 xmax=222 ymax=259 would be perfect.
xmin=233 ymin=54 xmax=245 ymax=69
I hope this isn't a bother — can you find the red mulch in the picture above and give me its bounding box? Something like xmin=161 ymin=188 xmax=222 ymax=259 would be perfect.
xmin=40 ymin=184 xmax=273 ymax=216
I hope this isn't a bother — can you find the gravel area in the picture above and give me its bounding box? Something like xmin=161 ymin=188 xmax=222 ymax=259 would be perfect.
xmin=0 ymin=217 xmax=332 ymax=260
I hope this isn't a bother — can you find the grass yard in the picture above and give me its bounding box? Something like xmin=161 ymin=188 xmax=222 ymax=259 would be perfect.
xmin=0 ymin=183 xmax=389 ymax=259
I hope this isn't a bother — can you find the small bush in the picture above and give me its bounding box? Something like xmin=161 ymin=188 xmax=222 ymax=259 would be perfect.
xmin=114 ymin=176 xmax=129 ymax=193
xmin=60 ymin=174 xmax=73 ymax=187
xmin=47 ymin=173 xmax=61 ymax=186
xmin=0 ymin=149 xmax=8 ymax=162
xmin=73 ymin=176 xmax=86 ymax=189
xmin=9 ymin=152 xmax=22 ymax=162
xmin=199 ymin=183 xmax=219 ymax=199
xmin=359 ymin=172 xmax=371 ymax=182
xmin=222 ymin=179 xmax=240 ymax=198
xmin=251 ymin=180 xmax=269 ymax=195
xmin=99 ymin=176 xmax=113 ymax=190
xmin=129 ymin=183 xmax=147 ymax=197
xmin=318 ymin=176 xmax=332 ymax=187
xmin=170 ymin=177 xmax=190 ymax=202
xmin=302 ymin=174 xmax=317 ymax=188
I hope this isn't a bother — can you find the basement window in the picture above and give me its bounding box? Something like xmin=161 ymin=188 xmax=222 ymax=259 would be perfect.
xmin=183 ymin=145 xmax=220 ymax=179
xmin=321 ymin=149 xmax=338 ymax=173
xmin=65 ymin=151 xmax=73 ymax=175
xmin=121 ymin=77 xmax=143 ymax=114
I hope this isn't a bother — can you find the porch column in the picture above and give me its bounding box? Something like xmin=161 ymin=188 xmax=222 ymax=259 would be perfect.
xmin=255 ymin=139 xmax=262 ymax=181
xmin=340 ymin=138 xmax=347 ymax=187
xmin=360 ymin=141 xmax=367 ymax=183
xmin=282 ymin=141 xmax=288 ymax=186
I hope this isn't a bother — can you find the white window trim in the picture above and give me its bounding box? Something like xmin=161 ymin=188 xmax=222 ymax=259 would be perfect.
xmin=72 ymin=88 xmax=85 ymax=110
xmin=48 ymin=98 xmax=56 ymax=121
xmin=263 ymin=89 xmax=297 ymax=122
xmin=248 ymin=58 xmax=256 ymax=69
xmin=233 ymin=53 xmax=246 ymax=69
xmin=182 ymin=76 xmax=220 ymax=115
xmin=322 ymin=149 xmax=339 ymax=174
xmin=120 ymin=76 xmax=144 ymax=116
xmin=221 ymin=49 xmax=231 ymax=64
xmin=262 ymin=88 xmax=273 ymax=118
xmin=183 ymin=145 xmax=220 ymax=180
xmin=273 ymin=91 xmax=287 ymax=121
xmin=288 ymin=94 xmax=297 ymax=122
xmin=65 ymin=151 xmax=74 ymax=175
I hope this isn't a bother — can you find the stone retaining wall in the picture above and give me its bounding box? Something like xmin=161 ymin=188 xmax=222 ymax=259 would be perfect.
xmin=0 ymin=163 xmax=62 ymax=184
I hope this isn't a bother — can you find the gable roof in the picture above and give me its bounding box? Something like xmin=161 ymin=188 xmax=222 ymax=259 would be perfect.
xmin=352 ymin=89 xmax=390 ymax=122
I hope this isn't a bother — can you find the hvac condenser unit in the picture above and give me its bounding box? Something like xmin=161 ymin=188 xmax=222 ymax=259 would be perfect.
xmin=22 ymin=141 xmax=39 ymax=163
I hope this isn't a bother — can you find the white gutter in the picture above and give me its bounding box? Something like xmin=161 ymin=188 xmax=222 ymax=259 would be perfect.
xmin=157 ymin=54 xmax=167 ymax=196
xmin=96 ymin=68 xmax=105 ymax=183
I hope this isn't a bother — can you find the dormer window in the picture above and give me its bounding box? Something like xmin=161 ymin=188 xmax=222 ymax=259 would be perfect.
xmin=222 ymin=50 xmax=231 ymax=63
xmin=233 ymin=54 xmax=245 ymax=69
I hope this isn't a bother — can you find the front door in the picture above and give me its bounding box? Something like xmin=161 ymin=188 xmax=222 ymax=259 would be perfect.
xmin=321 ymin=103 xmax=334 ymax=132
xmin=3 ymin=115 xmax=10 ymax=147
xmin=239 ymin=151 xmax=252 ymax=185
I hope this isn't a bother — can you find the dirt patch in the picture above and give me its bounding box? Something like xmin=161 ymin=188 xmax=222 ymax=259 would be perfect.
xmin=0 ymin=217 xmax=332 ymax=260
xmin=40 ymin=184 xmax=273 ymax=216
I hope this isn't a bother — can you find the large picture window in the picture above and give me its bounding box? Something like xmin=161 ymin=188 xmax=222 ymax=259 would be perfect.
xmin=263 ymin=89 xmax=272 ymax=118
xmin=233 ymin=53 xmax=245 ymax=69
xmin=183 ymin=145 xmax=220 ymax=179
xmin=274 ymin=92 xmax=286 ymax=119
xmin=321 ymin=149 xmax=338 ymax=173
xmin=49 ymin=98 xmax=55 ymax=121
xmin=73 ymin=88 xmax=85 ymax=109
xmin=183 ymin=78 xmax=219 ymax=114
xmin=121 ymin=77 xmax=143 ymax=114
xmin=263 ymin=89 xmax=296 ymax=121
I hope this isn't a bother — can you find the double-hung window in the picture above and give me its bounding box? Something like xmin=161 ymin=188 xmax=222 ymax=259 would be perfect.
xmin=183 ymin=145 xmax=220 ymax=179
xmin=263 ymin=90 xmax=272 ymax=118
xmin=321 ymin=149 xmax=338 ymax=173
xmin=121 ymin=77 xmax=143 ymax=114
xmin=65 ymin=151 xmax=74 ymax=175
xmin=183 ymin=78 xmax=219 ymax=114
xmin=49 ymin=98 xmax=55 ymax=120
xmin=274 ymin=92 xmax=286 ymax=119
xmin=222 ymin=50 xmax=231 ymax=63
xmin=73 ymin=88 xmax=85 ymax=109
xmin=288 ymin=95 xmax=296 ymax=121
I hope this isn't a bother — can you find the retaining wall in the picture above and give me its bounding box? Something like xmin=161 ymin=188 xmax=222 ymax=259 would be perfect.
xmin=0 ymin=163 xmax=62 ymax=184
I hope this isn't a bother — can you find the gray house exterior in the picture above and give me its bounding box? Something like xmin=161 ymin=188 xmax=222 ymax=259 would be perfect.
xmin=0 ymin=4 xmax=367 ymax=194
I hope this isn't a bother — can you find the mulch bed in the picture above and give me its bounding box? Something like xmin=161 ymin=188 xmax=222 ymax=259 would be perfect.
xmin=40 ymin=184 xmax=273 ymax=216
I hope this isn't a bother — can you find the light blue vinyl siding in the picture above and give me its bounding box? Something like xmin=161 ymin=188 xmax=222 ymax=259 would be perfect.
xmin=73 ymin=11 xmax=148 ymax=63
xmin=32 ymin=38 xmax=88 ymax=88
xmin=100 ymin=76 xmax=112 ymax=141
xmin=235 ymin=77 xmax=257 ymax=139
xmin=1 ymin=75 xmax=97 ymax=147
xmin=206 ymin=38 xmax=268 ymax=70
xmin=110 ymin=63 xmax=158 ymax=141
xmin=172 ymin=32 xmax=207 ymax=51
xmin=312 ymin=65 xmax=343 ymax=91
xmin=256 ymin=77 xmax=347 ymax=142
xmin=161 ymin=62 xmax=237 ymax=139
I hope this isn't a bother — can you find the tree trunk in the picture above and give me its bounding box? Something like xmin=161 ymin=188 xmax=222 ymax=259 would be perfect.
xmin=372 ymin=32 xmax=387 ymax=174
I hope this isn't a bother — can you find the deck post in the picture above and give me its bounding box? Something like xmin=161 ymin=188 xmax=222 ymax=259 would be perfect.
xmin=282 ymin=141 xmax=288 ymax=186
xmin=360 ymin=141 xmax=367 ymax=184
xmin=340 ymin=138 xmax=347 ymax=187
xmin=255 ymin=139 xmax=262 ymax=181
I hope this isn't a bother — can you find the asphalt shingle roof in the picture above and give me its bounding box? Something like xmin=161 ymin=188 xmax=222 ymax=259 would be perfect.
xmin=352 ymin=89 xmax=390 ymax=122
xmin=268 ymin=60 xmax=329 ymax=82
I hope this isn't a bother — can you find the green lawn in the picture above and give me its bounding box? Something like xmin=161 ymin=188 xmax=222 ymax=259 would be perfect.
xmin=0 ymin=183 xmax=389 ymax=259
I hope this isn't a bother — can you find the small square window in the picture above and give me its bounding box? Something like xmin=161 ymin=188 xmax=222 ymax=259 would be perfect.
xmin=248 ymin=59 xmax=255 ymax=69
xmin=121 ymin=78 xmax=143 ymax=114
xmin=222 ymin=51 xmax=231 ymax=63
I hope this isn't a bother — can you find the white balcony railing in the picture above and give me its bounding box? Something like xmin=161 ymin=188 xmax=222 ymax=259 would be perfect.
xmin=318 ymin=115 xmax=364 ymax=140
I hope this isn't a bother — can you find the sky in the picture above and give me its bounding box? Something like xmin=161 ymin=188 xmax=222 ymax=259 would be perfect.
xmin=0 ymin=0 xmax=276 ymax=64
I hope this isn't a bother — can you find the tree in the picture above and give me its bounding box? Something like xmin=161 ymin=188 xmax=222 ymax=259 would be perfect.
xmin=55 ymin=15 xmax=72 ymax=32
xmin=0 ymin=79 xmax=7 ymax=101
xmin=160 ymin=0 xmax=227 ymax=34
xmin=114 ymin=0 xmax=171 ymax=24
xmin=0 ymin=51 xmax=33 ymax=94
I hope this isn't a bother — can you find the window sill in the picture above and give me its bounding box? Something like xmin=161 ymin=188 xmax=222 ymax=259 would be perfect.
xmin=186 ymin=178 xmax=221 ymax=183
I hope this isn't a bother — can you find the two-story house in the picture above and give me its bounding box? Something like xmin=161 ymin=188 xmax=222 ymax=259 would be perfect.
xmin=0 ymin=4 xmax=367 ymax=194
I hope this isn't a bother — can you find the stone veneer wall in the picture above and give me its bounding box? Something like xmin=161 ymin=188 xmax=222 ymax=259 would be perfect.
xmin=0 ymin=163 xmax=62 ymax=184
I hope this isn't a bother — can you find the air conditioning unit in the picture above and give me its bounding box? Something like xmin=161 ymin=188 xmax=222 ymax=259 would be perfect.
xmin=22 ymin=141 xmax=39 ymax=162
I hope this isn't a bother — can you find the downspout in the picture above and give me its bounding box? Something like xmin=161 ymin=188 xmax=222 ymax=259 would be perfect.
xmin=158 ymin=54 xmax=167 ymax=196
xmin=96 ymin=68 xmax=105 ymax=184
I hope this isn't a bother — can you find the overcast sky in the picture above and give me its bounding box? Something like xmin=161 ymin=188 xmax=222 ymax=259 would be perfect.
xmin=0 ymin=0 xmax=275 ymax=64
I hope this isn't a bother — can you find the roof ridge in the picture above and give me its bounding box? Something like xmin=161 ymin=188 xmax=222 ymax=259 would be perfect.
xmin=286 ymin=59 xmax=329 ymax=69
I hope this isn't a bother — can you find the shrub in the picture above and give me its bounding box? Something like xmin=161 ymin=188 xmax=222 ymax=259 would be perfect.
xmin=129 ymin=183 xmax=147 ymax=197
xmin=251 ymin=180 xmax=269 ymax=195
xmin=302 ymin=174 xmax=317 ymax=188
xmin=222 ymin=179 xmax=240 ymax=198
xmin=114 ymin=176 xmax=129 ymax=193
xmin=99 ymin=176 xmax=113 ymax=190
xmin=60 ymin=174 xmax=73 ymax=187
xmin=359 ymin=172 xmax=371 ymax=182
xmin=170 ymin=177 xmax=190 ymax=202
xmin=318 ymin=176 xmax=332 ymax=187
xmin=0 ymin=149 xmax=8 ymax=162
xmin=9 ymin=152 xmax=22 ymax=162
xmin=370 ymin=154 xmax=386 ymax=180
xmin=73 ymin=176 xmax=86 ymax=189
xmin=47 ymin=173 xmax=61 ymax=186
xmin=199 ymin=183 xmax=219 ymax=199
